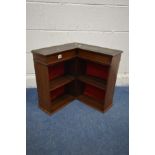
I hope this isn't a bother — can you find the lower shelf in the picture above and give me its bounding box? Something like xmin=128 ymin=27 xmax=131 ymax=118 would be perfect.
xmin=49 ymin=75 xmax=74 ymax=91
xmin=40 ymin=94 xmax=75 ymax=115
xmin=78 ymin=95 xmax=112 ymax=112
xmin=78 ymin=95 xmax=104 ymax=111
xmin=78 ymin=75 xmax=106 ymax=90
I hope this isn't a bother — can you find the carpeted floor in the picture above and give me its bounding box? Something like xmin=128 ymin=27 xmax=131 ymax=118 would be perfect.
xmin=26 ymin=87 xmax=129 ymax=155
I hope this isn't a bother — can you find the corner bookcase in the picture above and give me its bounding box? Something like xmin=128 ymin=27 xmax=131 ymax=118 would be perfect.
xmin=32 ymin=43 xmax=122 ymax=115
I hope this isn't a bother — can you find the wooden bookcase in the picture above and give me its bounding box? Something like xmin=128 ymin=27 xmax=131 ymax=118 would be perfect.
xmin=32 ymin=43 xmax=123 ymax=115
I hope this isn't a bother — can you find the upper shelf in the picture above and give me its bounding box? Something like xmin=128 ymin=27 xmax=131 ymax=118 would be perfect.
xmin=31 ymin=42 xmax=123 ymax=56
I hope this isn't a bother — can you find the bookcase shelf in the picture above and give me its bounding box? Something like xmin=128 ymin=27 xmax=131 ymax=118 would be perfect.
xmin=78 ymin=95 xmax=104 ymax=111
xmin=40 ymin=94 xmax=75 ymax=114
xmin=78 ymin=75 xmax=107 ymax=90
xmin=32 ymin=43 xmax=122 ymax=115
xmin=49 ymin=75 xmax=74 ymax=91
xmin=50 ymin=94 xmax=75 ymax=113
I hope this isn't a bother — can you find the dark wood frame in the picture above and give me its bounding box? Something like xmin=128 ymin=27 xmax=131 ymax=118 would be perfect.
xmin=32 ymin=43 xmax=123 ymax=115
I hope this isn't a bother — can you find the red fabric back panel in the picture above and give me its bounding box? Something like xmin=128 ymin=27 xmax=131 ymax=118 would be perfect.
xmin=84 ymin=84 xmax=105 ymax=101
xmin=49 ymin=62 xmax=64 ymax=80
xmin=86 ymin=62 xmax=109 ymax=80
xmin=50 ymin=86 xmax=64 ymax=101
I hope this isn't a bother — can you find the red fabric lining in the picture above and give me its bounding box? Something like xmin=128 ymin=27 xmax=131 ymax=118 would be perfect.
xmin=84 ymin=84 xmax=105 ymax=101
xmin=50 ymin=86 xmax=64 ymax=100
xmin=49 ymin=62 xmax=64 ymax=80
xmin=86 ymin=62 xmax=109 ymax=80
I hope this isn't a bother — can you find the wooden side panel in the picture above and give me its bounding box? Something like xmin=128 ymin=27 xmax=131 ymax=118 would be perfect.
xmin=71 ymin=57 xmax=80 ymax=97
xmin=73 ymin=57 xmax=86 ymax=97
xmin=33 ymin=60 xmax=51 ymax=110
xmin=104 ymin=54 xmax=121 ymax=110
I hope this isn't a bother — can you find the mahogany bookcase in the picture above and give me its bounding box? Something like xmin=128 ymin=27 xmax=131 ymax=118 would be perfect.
xmin=32 ymin=43 xmax=123 ymax=115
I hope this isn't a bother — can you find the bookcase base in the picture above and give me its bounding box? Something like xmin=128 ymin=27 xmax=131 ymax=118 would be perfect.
xmin=38 ymin=99 xmax=112 ymax=115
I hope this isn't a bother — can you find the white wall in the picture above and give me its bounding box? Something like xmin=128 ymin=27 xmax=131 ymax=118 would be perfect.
xmin=26 ymin=0 xmax=129 ymax=87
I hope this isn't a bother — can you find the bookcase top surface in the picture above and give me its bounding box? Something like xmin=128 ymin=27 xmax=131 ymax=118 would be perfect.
xmin=31 ymin=42 xmax=123 ymax=56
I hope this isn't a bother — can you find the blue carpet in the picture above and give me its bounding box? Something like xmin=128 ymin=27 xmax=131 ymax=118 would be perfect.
xmin=26 ymin=87 xmax=129 ymax=155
